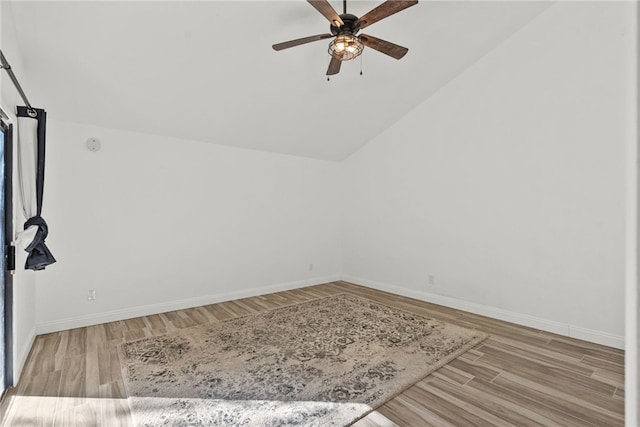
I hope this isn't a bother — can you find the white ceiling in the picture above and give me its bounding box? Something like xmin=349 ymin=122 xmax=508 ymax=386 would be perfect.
xmin=4 ymin=1 xmax=552 ymax=161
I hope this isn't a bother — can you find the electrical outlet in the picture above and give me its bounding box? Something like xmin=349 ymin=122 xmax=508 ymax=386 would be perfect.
xmin=87 ymin=289 xmax=96 ymax=301
xmin=428 ymin=275 xmax=435 ymax=286
xmin=309 ymin=263 xmax=314 ymax=271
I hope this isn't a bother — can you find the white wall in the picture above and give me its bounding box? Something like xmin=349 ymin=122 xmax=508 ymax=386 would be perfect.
xmin=1 ymin=1 xmax=38 ymax=383
xmin=342 ymin=2 xmax=634 ymax=349
xmin=36 ymin=121 xmax=342 ymax=332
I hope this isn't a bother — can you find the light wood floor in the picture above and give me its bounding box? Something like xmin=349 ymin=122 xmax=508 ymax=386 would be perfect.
xmin=0 ymin=281 xmax=625 ymax=426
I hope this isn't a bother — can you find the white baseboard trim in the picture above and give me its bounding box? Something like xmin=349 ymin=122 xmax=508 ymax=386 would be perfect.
xmin=13 ymin=325 xmax=36 ymax=385
xmin=341 ymin=275 xmax=624 ymax=349
xmin=36 ymin=274 xmax=341 ymax=335
xmin=568 ymin=326 xmax=625 ymax=350
xmin=305 ymin=274 xmax=343 ymax=287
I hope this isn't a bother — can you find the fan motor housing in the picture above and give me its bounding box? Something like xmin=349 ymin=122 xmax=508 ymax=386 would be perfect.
xmin=330 ymin=13 xmax=359 ymax=35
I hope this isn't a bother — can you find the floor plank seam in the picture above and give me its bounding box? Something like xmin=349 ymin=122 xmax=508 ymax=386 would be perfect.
xmin=489 ymin=372 xmax=501 ymax=384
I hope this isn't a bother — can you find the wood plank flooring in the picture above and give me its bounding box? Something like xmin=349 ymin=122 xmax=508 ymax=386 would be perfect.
xmin=0 ymin=281 xmax=625 ymax=426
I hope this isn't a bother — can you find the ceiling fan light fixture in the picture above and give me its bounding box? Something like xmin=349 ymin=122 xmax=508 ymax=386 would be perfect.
xmin=328 ymin=34 xmax=363 ymax=61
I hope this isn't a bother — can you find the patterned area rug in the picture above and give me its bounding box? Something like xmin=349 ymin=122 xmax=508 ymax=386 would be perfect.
xmin=119 ymin=294 xmax=487 ymax=426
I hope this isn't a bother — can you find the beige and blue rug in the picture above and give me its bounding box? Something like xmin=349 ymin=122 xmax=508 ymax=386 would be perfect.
xmin=119 ymin=294 xmax=487 ymax=426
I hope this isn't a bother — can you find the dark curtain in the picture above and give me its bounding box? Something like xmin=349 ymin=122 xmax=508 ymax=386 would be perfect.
xmin=16 ymin=106 xmax=55 ymax=270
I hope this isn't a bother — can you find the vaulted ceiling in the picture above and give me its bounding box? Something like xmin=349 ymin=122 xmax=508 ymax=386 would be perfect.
xmin=3 ymin=1 xmax=552 ymax=161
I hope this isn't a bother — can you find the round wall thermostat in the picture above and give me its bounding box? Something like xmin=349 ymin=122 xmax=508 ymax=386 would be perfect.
xmin=86 ymin=137 xmax=101 ymax=152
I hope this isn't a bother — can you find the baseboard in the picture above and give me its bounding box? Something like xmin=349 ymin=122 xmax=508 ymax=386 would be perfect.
xmin=36 ymin=274 xmax=341 ymax=334
xmin=35 ymin=273 xmax=622 ymax=349
xmin=305 ymin=274 xmax=342 ymax=287
xmin=13 ymin=325 xmax=36 ymax=385
xmin=341 ymin=275 xmax=624 ymax=350
xmin=568 ymin=326 xmax=625 ymax=350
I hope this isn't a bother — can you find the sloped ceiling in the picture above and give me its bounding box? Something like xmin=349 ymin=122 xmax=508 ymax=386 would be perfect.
xmin=4 ymin=1 xmax=552 ymax=161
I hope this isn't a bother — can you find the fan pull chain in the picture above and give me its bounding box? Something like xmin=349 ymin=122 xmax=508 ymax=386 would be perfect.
xmin=360 ymin=54 xmax=363 ymax=76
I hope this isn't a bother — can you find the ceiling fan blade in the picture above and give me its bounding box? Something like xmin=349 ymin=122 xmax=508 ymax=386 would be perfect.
xmin=326 ymin=57 xmax=342 ymax=75
xmin=355 ymin=0 xmax=418 ymax=30
xmin=272 ymin=34 xmax=334 ymax=51
xmin=307 ymin=0 xmax=345 ymax=27
xmin=359 ymin=34 xmax=408 ymax=59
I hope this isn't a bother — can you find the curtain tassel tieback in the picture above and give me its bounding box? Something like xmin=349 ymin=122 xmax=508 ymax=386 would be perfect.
xmin=23 ymin=216 xmax=56 ymax=271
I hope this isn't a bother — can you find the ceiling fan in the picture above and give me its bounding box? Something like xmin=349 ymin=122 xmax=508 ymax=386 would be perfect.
xmin=272 ymin=0 xmax=418 ymax=76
